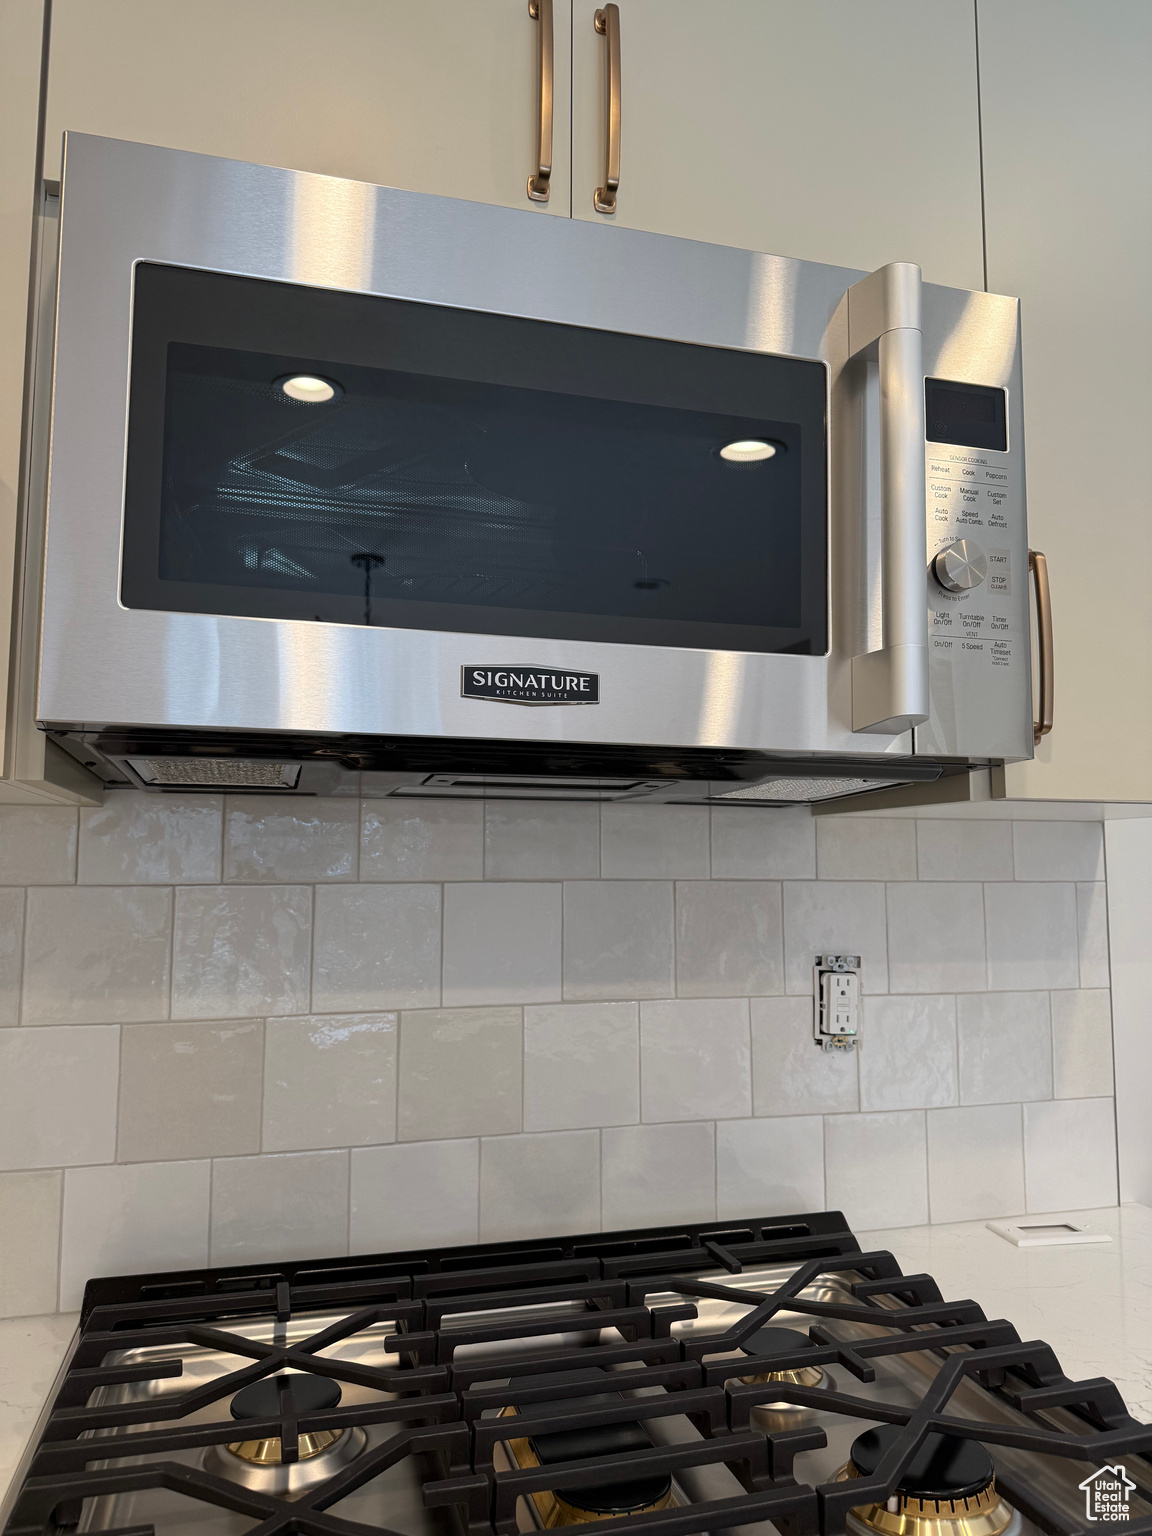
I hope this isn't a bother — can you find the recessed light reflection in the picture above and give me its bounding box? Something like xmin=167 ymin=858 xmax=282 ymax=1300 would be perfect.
xmin=719 ymin=439 xmax=776 ymax=463
xmin=276 ymin=374 xmax=342 ymax=404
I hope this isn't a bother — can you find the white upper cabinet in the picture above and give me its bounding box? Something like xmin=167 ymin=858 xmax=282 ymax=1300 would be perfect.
xmin=979 ymin=0 xmax=1152 ymax=802
xmin=570 ymin=0 xmax=985 ymax=288
xmin=44 ymin=0 xmax=571 ymax=215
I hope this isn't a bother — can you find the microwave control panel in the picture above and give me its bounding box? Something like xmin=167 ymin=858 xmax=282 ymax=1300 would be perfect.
xmin=916 ymin=370 xmax=1031 ymax=760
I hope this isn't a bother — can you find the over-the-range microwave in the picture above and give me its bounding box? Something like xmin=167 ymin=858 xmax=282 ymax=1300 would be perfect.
xmin=30 ymin=134 xmax=1049 ymax=806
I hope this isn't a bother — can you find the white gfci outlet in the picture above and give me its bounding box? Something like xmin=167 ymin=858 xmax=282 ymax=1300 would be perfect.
xmin=813 ymin=954 xmax=860 ymax=1052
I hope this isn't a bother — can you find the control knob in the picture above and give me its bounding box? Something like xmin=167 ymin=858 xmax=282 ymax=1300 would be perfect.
xmin=933 ymin=539 xmax=987 ymax=592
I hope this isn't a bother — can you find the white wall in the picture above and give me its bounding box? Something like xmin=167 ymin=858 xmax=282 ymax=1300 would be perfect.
xmin=1105 ymin=818 xmax=1152 ymax=1204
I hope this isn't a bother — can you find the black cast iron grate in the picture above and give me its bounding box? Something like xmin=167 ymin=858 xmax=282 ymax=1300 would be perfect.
xmin=5 ymin=1211 xmax=1152 ymax=1536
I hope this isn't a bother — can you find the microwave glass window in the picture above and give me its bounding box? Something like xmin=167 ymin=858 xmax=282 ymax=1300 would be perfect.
xmin=925 ymin=377 xmax=1008 ymax=452
xmin=122 ymin=265 xmax=827 ymax=655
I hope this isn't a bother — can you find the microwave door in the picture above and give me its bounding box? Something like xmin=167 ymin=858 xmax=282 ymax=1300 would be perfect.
xmin=40 ymin=133 xmax=927 ymax=772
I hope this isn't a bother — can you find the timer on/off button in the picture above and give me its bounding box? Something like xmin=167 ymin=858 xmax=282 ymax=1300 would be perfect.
xmin=933 ymin=539 xmax=988 ymax=593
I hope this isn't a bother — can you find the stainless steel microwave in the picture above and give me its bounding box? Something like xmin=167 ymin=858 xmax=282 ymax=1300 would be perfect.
xmin=33 ymin=133 xmax=1040 ymax=805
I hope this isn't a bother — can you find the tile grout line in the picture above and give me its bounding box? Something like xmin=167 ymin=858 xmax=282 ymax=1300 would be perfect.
xmin=54 ymin=1163 xmax=66 ymax=1312
xmin=16 ymin=884 xmax=27 ymax=1028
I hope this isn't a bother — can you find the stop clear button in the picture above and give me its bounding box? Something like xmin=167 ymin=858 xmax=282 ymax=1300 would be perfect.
xmin=933 ymin=539 xmax=988 ymax=592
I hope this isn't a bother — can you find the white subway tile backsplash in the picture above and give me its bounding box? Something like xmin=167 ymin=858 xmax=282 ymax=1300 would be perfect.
xmin=859 ymin=995 xmax=957 ymax=1112
xmin=1013 ymin=820 xmax=1105 ymax=882
xmin=957 ymin=991 xmax=1052 ymax=1104
xmin=79 ymin=793 xmax=222 ymax=884
xmin=1076 ymin=881 xmax=1110 ymax=989
xmin=224 ymin=796 xmax=358 ymax=882
xmin=312 ymin=884 xmax=440 ymax=1011
xmin=710 ymin=807 xmax=816 ymax=880
xmin=640 ymin=999 xmax=751 ymax=1123
xmin=927 ymin=1104 xmax=1025 ymax=1222
xmin=751 ymin=996 xmax=858 ymax=1116
xmin=263 ymin=1014 xmax=397 ymax=1152
xmin=479 ymin=1129 xmax=601 ymax=1240
xmin=118 ymin=1020 xmax=263 ymax=1162
xmin=523 ymin=1001 xmax=638 ymax=1132
xmin=398 ymin=1006 xmax=521 ymax=1142
xmin=824 ymin=1111 xmax=928 ymax=1229
xmin=816 ymin=818 xmax=916 ymax=880
xmin=1023 ymin=1097 xmax=1118 ymax=1212
xmin=0 ymin=1170 xmax=62 ymax=1317
xmin=886 ymin=883 xmax=985 ymax=993
xmin=0 ymin=794 xmax=1120 ymax=1318
xmin=60 ymin=1160 xmax=210 ymax=1310
xmin=0 ymin=888 xmax=23 ymax=1025
xmin=442 ymin=883 xmax=561 ymax=1006
xmin=675 ymin=880 xmax=783 ymax=998
xmin=484 ymin=803 xmax=599 ymax=880
xmin=601 ymin=1121 xmax=716 ymax=1229
xmin=916 ymin=819 xmax=1014 ymax=882
xmin=716 ymin=1116 xmax=824 ymax=1219
xmin=562 ymin=881 xmax=674 ymax=1001
xmin=1051 ymin=990 xmax=1114 ymax=1099
xmin=210 ymin=1150 xmax=349 ymax=1263
xmin=0 ymin=806 xmax=76 ymax=885
xmin=351 ymin=1139 xmax=479 ymax=1250
xmin=783 ymin=881 xmax=888 ymax=994
xmin=601 ymin=804 xmax=710 ymax=879
xmin=24 ymin=886 xmax=172 ymax=1024
xmin=360 ymin=801 xmax=484 ymax=882
xmin=0 ymin=1026 xmax=119 ymax=1169
xmin=173 ymin=885 xmax=311 ymax=1019
xmin=984 ymin=882 xmax=1079 ymax=991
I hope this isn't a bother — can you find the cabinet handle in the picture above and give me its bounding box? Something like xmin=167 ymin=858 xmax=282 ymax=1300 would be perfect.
xmin=527 ymin=0 xmax=554 ymax=202
xmin=1029 ymin=548 xmax=1054 ymax=745
xmin=593 ymin=4 xmax=621 ymax=213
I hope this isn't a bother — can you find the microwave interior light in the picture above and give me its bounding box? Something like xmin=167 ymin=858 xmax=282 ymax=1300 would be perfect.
xmin=719 ymin=438 xmax=776 ymax=462
xmin=276 ymin=373 xmax=341 ymax=403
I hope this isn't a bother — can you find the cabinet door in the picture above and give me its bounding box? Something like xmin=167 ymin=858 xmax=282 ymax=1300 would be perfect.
xmin=570 ymin=0 xmax=983 ymax=288
xmin=980 ymin=1 xmax=1152 ymax=802
xmin=45 ymin=0 xmax=571 ymax=215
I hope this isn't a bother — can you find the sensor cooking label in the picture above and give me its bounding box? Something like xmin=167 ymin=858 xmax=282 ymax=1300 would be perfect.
xmin=461 ymin=666 xmax=600 ymax=705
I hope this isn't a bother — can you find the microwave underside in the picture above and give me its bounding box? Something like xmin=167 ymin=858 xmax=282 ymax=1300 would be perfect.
xmin=52 ymin=727 xmax=959 ymax=805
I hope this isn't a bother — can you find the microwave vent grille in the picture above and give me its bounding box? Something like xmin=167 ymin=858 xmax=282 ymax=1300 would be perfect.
xmin=127 ymin=757 xmax=301 ymax=789
xmin=714 ymin=776 xmax=903 ymax=803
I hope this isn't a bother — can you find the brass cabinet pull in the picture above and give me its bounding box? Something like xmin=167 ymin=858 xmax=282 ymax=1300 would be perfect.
xmin=527 ymin=0 xmax=554 ymax=202
xmin=593 ymin=4 xmax=621 ymax=213
xmin=1029 ymin=548 xmax=1054 ymax=745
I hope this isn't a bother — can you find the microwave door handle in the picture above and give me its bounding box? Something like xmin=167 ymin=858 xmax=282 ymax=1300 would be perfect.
xmin=846 ymin=261 xmax=930 ymax=733
xmin=528 ymin=0 xmax=554 ymax=202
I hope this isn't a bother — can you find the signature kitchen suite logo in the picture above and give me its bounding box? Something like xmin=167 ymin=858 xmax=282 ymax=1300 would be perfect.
xmin=462 ymin=666 xmax=600 ymax=706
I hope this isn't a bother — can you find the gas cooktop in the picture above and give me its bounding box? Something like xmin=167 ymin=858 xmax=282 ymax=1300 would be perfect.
xmin=4 ymin=1212 xmax=1151 ymax=1536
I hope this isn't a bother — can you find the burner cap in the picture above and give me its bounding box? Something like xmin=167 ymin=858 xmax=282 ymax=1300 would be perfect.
xmin=739 ymin=1326 xmax=817 ymax=1358
xmin=849 ymin=1427 xmax=994 ymax=1499
xmin=555 ymin=1474 xmax=673 ymax=1516
xmin=230 ymin=1374 xmax=341 ymax=1421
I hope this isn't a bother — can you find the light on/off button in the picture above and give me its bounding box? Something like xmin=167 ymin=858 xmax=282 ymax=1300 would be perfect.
xmin=933 ymin=539 xmax=988 ymax=593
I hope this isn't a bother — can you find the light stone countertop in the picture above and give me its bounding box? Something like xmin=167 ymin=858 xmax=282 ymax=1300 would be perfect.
xmin=3 ymin=1205 xmax=1151 ymax=1503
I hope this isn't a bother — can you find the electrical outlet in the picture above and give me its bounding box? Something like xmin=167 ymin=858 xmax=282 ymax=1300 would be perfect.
xmin=813 ymin=954 xmax=860 ymax=1052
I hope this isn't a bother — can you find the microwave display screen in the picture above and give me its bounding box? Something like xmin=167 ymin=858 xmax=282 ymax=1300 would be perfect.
xmin=122 ymin=265 xmax=827 ymax=655
xmin=925 ymin=377 xmax=1008 ymax=452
